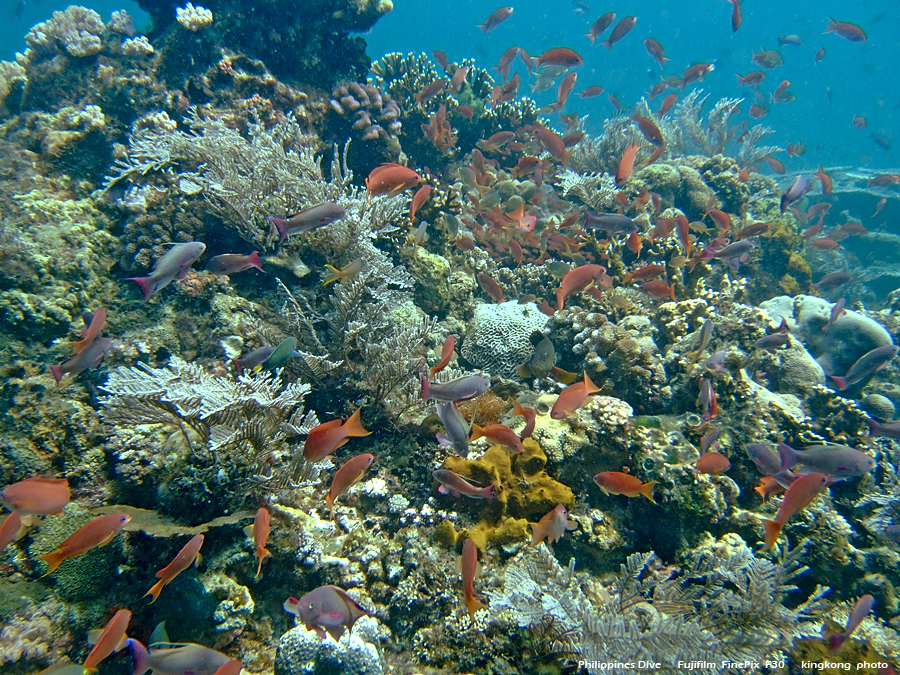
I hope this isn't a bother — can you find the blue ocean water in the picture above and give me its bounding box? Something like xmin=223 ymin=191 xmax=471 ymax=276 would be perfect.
xmin=3 ymin=0 xmax=896 ymax=168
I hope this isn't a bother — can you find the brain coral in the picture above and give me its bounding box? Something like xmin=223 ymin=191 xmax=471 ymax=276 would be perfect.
xmin=460 ymin=301 xmax=548 ymax=377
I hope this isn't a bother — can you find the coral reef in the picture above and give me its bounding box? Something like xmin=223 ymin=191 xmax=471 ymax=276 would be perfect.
xmin=459 ymin=301 xmax=548 ymax=377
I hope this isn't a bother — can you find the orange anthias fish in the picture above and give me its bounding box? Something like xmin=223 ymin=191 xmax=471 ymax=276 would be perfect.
xmin=824 ymin=17 xmax=866 ymax=43
xmin=326 ymin=453 xmax=375 ymax=519
xmin=511 ymin=400 xmax=537 ymax=439
xmin=470 ymin=423 xmax=523 ymax=453
xmin=616 ymin=144 xmax=640 ymax=185
xmin=551 ymin=371 xmax=600 ymax=419
xmin=365 ymin=164 xmax=422 ymax=197
xmin=461 ymin=538 xmax=487 ymax=617
xmin=0 ymin=476 xmax=70 ymax=516
xmin=533 ymin=47 xmax=583 ymax=69
xmin=695 ymin=452 xmax=731 ymax=475
xmin=477 ymin=272 xmax=505 ymax=303
xmin=726 ymin=0 xmax=741 ymax=32
xmin=627 ymin=231 xmax=642 ymax=256
xmin=409 ymin=185 xmax=431 ymax=223
xmin=38 ymin=512 xmax=132 ymax=575
xmin=430 ymin=335 xmax=456 ymax=379
xmin=556 ymin=264 xmax=608 ymax=311
xmin=84 ymin=609 xmax=132 ymax=671
xmin=73 ymin=307 xmax=107 ymax=353
xmin=529 ymin=504 xmax=577 ymax=547
xmin=593 ymin=471 xmax=657 ymax=502
xmin=252 ymin=507 xmax=270 ymax=578
xmin=814 ymin=165 xmax=833 ymax=196
xmin=304 ymin=409 xmax=372 ymax=462
xmin=762 ymin=472 xmax=829 ymax=548
xmin=143 ymin=533 xmax=204 ymax=603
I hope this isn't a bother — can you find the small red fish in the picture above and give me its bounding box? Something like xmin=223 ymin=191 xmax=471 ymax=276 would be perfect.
xmin=824 ymin=18 xmax=866 ymax=43
xmin=143 ymin=533 xmax=204 ymax=603
xmin=478 ymin=6 xmax=514 ymax=35
xmin=851 ymin=115 xmax=867 ymax=129
xmin=593 ymin=471 xmax=657 ymax=502
xmin=304 ymin=409 xmax=372 ymax=463
xmin=585 ymin=12 xmax=615 ymax=45
xmin=656 ymin=93 xmax=677 ymax=117
xmin=366 ymin=164 xmax=422 ymax=196
xmin=601 ymin=15 xmax=637 ymax=52
xmin=815 ymin=47 xmax=825 ymax=64
xmin=627 ymin=231 xmax=642 ymax=256
xmin=533 ymin=47 xmax=583 ymax=69
xmin=461 ymin=538 xmax=487 ymax=617
xmin=765 ymin=157 xmax=786 ymax=174
xmin=528 ymin=504 xmax=577 ymax=547
xmin=470 ymin=423 xmax=523 ymax=453
xmin=477 ymin=272 xmax=505 ymax=303
xmin=579 ymin=85 xmax=605 ymax=98
xmin=252 ymin=507 xmax=270 ymax=578
xmin=814 ymin=165 xmax=833 ymax=196
xmin=639 ymin=280 xmax=676 ymax=301
xmin=207 ymin=252 xmax=264 ymax=276
xmin=551 ymin=371 xmax=600 ymax=419
xmin=556 ymin=264 xmax=608 ymax=311
xmin=644 ymin=38 xmax=669 ymax=68
xmin=873 ymin=198 xmax=887 ymax=217
xmin=695 ymin=451 xmax=731 ymax=475
xmin=84 ymin=610 xmax=132 ymax=671
xmin=326 ymin=453 xmax=375 ymax=519
xmin=616 ymin=144 xmax=640 ymax=185
xmin=511 ymin=400 xmax=537 ymax=439
xmin=409 ymin=185 xmax=432 ymax=223
xmin=726 ymin=0 xmax=741 ymax=32
xmin=38 ymin=512 xmax=132 ymax=574
xmin=0 ymin=476 xmax=70 ymax=516
xmin=73 ymin=307 xmax=107 ymax=353
xmin=430 ymin=335 xmax=456 ymax=379
xmin=762 ymin=472 xmax=829 ymax=547
xmin=0 ymin=511 xmax=23 ymax=551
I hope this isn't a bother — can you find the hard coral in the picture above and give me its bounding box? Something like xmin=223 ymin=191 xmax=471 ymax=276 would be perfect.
xmin=460 ymin=301 xmax=548 ymax=377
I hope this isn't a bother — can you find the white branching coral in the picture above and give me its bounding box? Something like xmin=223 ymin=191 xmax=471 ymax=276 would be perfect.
xmin=108 ymin=9 xmax=136 ymax=36
xmin=25 ymin=6 xmax=105 ymax=58
xmin=121 ymin=36 xmax=155 ymax=57
xmin=99 ymin=356 xmax=318 ymax=490
xmin=490 ymin=536 xmax=830 ymax=673
xmin=176 ymin=2 xmax=214 ymax=31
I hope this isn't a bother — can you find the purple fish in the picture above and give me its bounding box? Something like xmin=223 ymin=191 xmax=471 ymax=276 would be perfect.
xmin=584 ymin=212 xmax=638 ymax=235
xmin=50 ymin=337 xmax=112 ymax=385
xmin=267 ymin=203 xmax=346 ymax=244
xmin=829 ymin=345 xmax=899 ymax=391
xmin=699 ymin=378 xmax=718 ymax=421
xmin=432 ymin=470 xmax=495 ymax=499
xmin=129 ymin=639 xmax=231 ymax=675
xmin=705 ymin=350 xmax=728 ymax=372
xmin=435 ymin=401 xmax=470 ymax=454
xmin=701 ymin=428 xmax=721 ymax=453
xmin=206 ymin=251 xmax=264 ymax=275
xmin=778 ymin=442 xmax=876 ymax=478
xmin=283 ymin=585 xmax=371 ymax=641
xmin=755 ymin=332 xmax=790 ymax=350
xmin=823 ymin=298 xmax=846 ymax=333
xmin=127 ymin=242 xmax=206 ymax=301
xmin=865 ymin=417 xmax=900 ymax=439
xmin=829 ymin=595 xmax=874 ymax=653
xmin=812 ymin=272 xmax=852 ymax=290
xmin=780 ymin=175 xmax=811 ymax=213
xmin=421 ymin=374 xmax=491 ymax=403
xmin=702 ymin=240 xmax=755 ymax=268
xmin=232 ymin=346 xmax=276 ymax=374
xmin=746 ymin=443 xmax=798 ymax=488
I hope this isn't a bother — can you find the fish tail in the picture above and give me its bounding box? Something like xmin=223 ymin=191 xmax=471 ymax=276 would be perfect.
xmin=824 ymin=17 xmax=836 ymax=34
xmin=583 ymin=371 xmax=601 ymax=394
xmin=142 ymin=580 xmax=165 ymax=604
xmin=326 ymin=494 xmax=335 ymax=520
xmin=466 ymin=595 xmax=488 ymax=617
xmin=527 ymin=522 xmax=545 ymax=547
xmin=343 ymin=408 xmax=372 ymax=437
xmin=668 ymin=284 xmax=676 ymax=302
xmin=248 ymin=251 xmax=264 ymax=273
xmin=511 ymin=400 xmax=525 ymax=416
xmin=129 ymin=638 xmax=151 ymax=675
xmin=126 ymin=276 xmax=157 ymax=301
xmin=584 ymin=33 xmax=595 ymax=45
xmin=231 ymin=359 xmax=243 ymax=375
xmin=829 ymin=375 xmax=849 ymax=391
xmin=255 ymin=547 xmax=270 ymax=578
xmin=322 ymin=264 xmax=342 ymax=286
xmin=267 ymin=217 xmax=289 ymax=243
xmin=601 ymin=38 xmax=612 ymax=51
xmin=72 ymin=337 xmax=89 ymax=353
xmin=828 ymin=634 xmax=845 ymax=654
xmin=421 ymin=372 xmax=431 ymax=402
xmin=762 ymin=519 xmax=782 ymax=548
xmin=477 ymin=22 xmax=488 ymax=35
xmin=470 ymin=424 xmax=485 ymax=441
xmin=37 ymin=550 xmax=64 ymax=575
xmin=639 ymin=482 xmax=658 ymax=503
xmin=482 ymin=484 xmax=495 ymax=499
xmin=865 ymin=417 xmax=879 ymax=436
xmin=50 ymin=364 xmax=64 ymax=386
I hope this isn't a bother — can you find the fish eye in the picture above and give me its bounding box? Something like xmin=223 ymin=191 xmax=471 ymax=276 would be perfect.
xmin=308 ymin=602 xmax=314 ymax=609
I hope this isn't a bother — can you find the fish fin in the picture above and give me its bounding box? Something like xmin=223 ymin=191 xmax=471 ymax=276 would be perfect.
xmin=466 ymin=595 xmax=488 ymax=618
xmin=762 ymin=519 xmax=782 ymax=548
xmin=126 ymin=276 xmax=157 ymax=301
xmin=421 ymin=372 xmax=431 ymax=402
xmin=343 ymin=408 xmax=372 ymax=437
xmin=638 ymin=482 xmax=658 ymax=503
xmin=267 ymin=217 xmax=289 ymax=243
xmin=96 ymin=531 xmax=119 ymax=548
xmin=283 ymin=597 xmax=300 ymax=616
xmin=50 ymin=364 xmax=64 ymax=386
xmin=449 ymin=488 xmax=461 ymax=498
xmin=528 ymin=522 xmax=546 ymax=547
xmin=470 ymin=424 xmax=484 ymax=441
xmin=865 ymin=418 xmax=878 ymax=436
xmin=550 ymin=366 xmax=578 ymax=384
xmin=255 ymin=548 xmax=270 ymax=578
xmin=437 ymin=484 xmax=449 ymax=494
xmin=555 ymin=287 xmax=564 ymax=312
xmin=143 ymin=580 xmax=165 ymax=604
xmin=243 ymin=524 xmax=254 ymax=540
xmin=829 ymin=375 xmax=849 ymax=390
xmin=326 ymin=625 xmax=346 ymax=641
xmin=777 ymin=443 xmax=797 ymax=472
xmin=315 ymin=627 xmax=330 ymax=640
xmin=148 ymin=621 xmax=169 ymax=646
xmin=248 ymin=251 xmax=264 ymax=273
xmin=566 ymin=519 xmax=577 ymax=531
xmin=318 ymin=612 xmax=346 ymax=627
xmin=129 ymin=639 xmax=151 ymax=675
xmin=583 ymin=371 xmax=601 ymax=394
xmin=515 ymin=364 xmax=531 ymax=378
xmin=511 ymin=399 xmax=525 ymax=416
xmin=37 ymin=551 xmax=64 ymax=575
xmin=322 ymin=264 xmax=342 ymax=286
xmin=436 ymin=433 xmax=452 ymax=447
xmin=483 ymin=485 xmax=495 ymax=499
